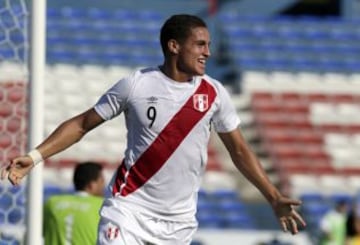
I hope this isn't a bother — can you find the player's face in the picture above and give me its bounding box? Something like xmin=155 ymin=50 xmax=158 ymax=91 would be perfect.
xmin=177 ymin=27 xmax=211 ymax=78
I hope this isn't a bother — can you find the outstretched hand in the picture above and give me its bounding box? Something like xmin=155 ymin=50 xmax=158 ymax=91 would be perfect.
xmin=1 ymin=156 xmax=34 ymax=186
xmin=272 ymin=196 xmax=306 ymax=235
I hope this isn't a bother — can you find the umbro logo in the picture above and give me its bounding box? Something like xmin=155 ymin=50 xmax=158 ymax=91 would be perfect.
xmin=147 ymin=96 xmax=158 ymax=104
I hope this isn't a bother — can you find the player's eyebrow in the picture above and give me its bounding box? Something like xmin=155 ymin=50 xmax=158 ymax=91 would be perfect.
xmin=195 ymin=40 xmax=211 ymax=46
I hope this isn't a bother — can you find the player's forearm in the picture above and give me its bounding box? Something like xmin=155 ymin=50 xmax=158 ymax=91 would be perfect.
xmin=35 ymin=116 xmax=88 ymax=160
xmin=231 ymin=148 xmax=281 ymax=204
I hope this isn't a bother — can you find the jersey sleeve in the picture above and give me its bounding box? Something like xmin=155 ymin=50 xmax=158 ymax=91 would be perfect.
xmin=94 ymin=77 xmax=132 ymax=120
xmin=212 ymin=84 xmax=240 ymax=133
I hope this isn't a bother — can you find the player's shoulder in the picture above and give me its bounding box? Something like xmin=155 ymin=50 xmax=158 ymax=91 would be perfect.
xmin=122 ymin=66 xmax=160 ymax=84
xmin=133 ymin=66 xmax=159 ymax=78
xmin=200 ymin=74 xmax=227 ymax=92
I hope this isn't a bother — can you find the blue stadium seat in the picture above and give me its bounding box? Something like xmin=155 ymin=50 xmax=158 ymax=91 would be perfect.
xmin=222 ymin=26 xmax=254 ymax=39
xmin=15 ymin=195 xmax=25 ymax=206
xmin=76 ymin=49 xmax=98 ymax=63
xmin=218 ymin=11 xmax=241 ymax=23
xmin=300 ymin=192 xmax=324 ymax=203
xmin=222 ymin=212 xmax=254 ymax=229
xmin=197 ymin=196 xmax=223 ymax=228
xmin=318 ymin=59 xmax=346 ymax=73
xmin=60 ymin=6 xmax=86 ymax=19
xmin=236 ymin=57 xmax=265 ymax=70
xmin=302 ymin=202 xmax=330 ymax=217
xmin=0 ymin=233 xmax=20 ymax=245
xmin=343 ymin=59 xmax=360 ymax=72
xmin=47 ymin=49 xmax=75 ymax=64
xmin=8 ymin=31 xmax=25 ymax=46
xmin=196 ymin=211 xmax=223 ymax=228
xmin=210 ymin=189 xmax=239 ymax=201
xmin=0 ymin=47 xmax=15 ymax=59
xmin=98 ymin=34 xmax=122 ymax=46
xmin=291 ymin=57 xmax=319 ymax=72
xmin=198 ymin=189 xmax=208 ymax=200
xmin=112 ymin=9 xmax=136 ymax=21
xmin=328 ymin=193 xmax=353 ymax=206
xmin=197 ymin=198 xmax=217 ymax=212
xmin=217 ymin=200 xmax=245 ymax=213
xmin=0 ymin=194 xmax=13 ymax=211
xmin=276 ymin=27 xmax=303 ymax=40
xmin=137 ymin=10 xmax=163 ymax=21
xmin=0 ymin=213 xmax=5 ymax=224
xmin=47 ymin=8 xmax=61 ymax=18
xmin=87 ymin=8 xmax=112 ymax=20
xmin=7 ymin=186 xmax=22 ymax=195
xmin=66 ymin=20 xmax=93 ymax=32
xmin=99 ymin=51 xmax=131 ymax=66
xmin=8 ymin=208 xmax=23 ymax=224
xmin=44 ymin=185 xmax=63 ymax=200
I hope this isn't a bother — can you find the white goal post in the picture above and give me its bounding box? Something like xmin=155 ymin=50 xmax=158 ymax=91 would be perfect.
xmin=0 ymin=0 xmax=47 ymax=244
xmin=26 ymin=0 xmax=46 ymax=244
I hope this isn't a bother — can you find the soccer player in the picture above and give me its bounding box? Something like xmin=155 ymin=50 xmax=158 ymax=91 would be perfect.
xmin=43 ymin=161 xmax=105 ymax=245
xmin=1 ymin=14 xmax=306 ymax=244
xmin=319 ymin=199 xmax=347 ymax=245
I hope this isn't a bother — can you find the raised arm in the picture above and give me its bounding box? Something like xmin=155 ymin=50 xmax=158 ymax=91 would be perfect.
xmin=218 ymin=128 xmax=306 ymax=234
xmin=1 ymin=108 xmax=105 ymax=185
xmin=36 ymin=108 xmax=104 ymax=159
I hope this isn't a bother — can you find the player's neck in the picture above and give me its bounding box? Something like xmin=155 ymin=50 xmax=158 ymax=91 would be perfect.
xmin=159 ymin=64 xmax=193 ymax=83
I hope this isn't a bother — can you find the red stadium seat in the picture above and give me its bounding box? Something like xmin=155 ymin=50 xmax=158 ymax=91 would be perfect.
xmin=282 ymin=102 xmax=309 ymax=114
xmin=269 ymin=144 xmax=303 ymax=159
xmin=288 ymin=114 xmax=313 ymax=130
xmin=0 ymin=103 xmax=13 ymax=118
xmin=6 ymin=117 xmax=22 ymax=133
xmin=254 ymin=113 xmax=288 ymax=128
xmin=251 ymin=91 xmax=274 ymax=101
xmin=306 ymin=93 xmax=330 ymax=103
xmin=7 ymin=87 xmax=25 ymax=104
xmin=252 ymin=102 xmax=281 ymax=114
xmin=0 ymin=133 xmax=12 ymax=149
xmin=331 ymin=94 xmax=357 ymax=103
xmin=261 ymin=128 xmax=296 ymax=144
xmin=6 ymin=146 xmax=21 ymax=160
xmin=343 ymin=125 xmax=360 ymax=134
xmin=295 ymin=130 xmax=323 ymax=144
xmin=0 ymin=89 xmax=4 ymax=101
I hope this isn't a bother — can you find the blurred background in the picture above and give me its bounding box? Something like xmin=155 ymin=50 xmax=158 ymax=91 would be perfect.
xmin=1 ymin=0 xmax=360 ymax=244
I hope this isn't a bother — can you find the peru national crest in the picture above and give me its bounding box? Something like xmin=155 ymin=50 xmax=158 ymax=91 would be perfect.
xmin=193 ymin=94 xmax=209 ymax=112
xmin=105 ymin=222 xmax=120 ymax=241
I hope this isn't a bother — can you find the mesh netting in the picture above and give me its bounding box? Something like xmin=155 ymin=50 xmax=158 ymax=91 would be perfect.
xmin=0 ymin=0 xmax=28 ymax=244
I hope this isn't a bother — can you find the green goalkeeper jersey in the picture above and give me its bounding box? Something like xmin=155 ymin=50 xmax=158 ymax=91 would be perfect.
xmin=43 ymin=192 xmax=103 ymax=245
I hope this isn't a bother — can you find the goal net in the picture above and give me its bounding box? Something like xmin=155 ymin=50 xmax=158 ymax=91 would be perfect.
xmin=0 ymin=0 xmax=28 ymax=243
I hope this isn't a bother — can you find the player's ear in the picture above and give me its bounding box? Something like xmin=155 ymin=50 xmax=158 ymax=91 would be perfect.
xmin=168 ymin=39 xmax=180 ymax=55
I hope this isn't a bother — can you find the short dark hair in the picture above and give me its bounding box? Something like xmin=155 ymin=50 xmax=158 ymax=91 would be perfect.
xmin=73 ymin=161 xmax=103 ymax=191
xmin=160 ymin=14 xmax=207 ymax=55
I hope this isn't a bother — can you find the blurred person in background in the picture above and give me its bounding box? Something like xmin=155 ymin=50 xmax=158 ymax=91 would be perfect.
xmin=2 ymin=14 xmax=306 ymax=244
xmin=346 ymin=201 xmax=360 ymax=245
xmin=319 ymin=199 xmax=348 ymax=245
xmin=43 ymin=161 xmax=105 ymax=245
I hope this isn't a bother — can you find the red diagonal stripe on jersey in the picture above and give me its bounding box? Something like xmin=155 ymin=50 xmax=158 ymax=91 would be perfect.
xmin=112 ymin=79 xmax=217 ymax=196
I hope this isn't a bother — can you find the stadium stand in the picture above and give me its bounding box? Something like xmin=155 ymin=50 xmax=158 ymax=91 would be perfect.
xmin=2 ymin=4 xmax=360 ymax=243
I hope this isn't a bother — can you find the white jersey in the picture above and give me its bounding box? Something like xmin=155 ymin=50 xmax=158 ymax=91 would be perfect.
xmin=94 ymin=67 xmax=240 ymax=222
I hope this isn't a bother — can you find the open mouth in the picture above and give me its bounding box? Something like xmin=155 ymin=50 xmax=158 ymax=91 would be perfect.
xmin=198 ymin=58 xmax=206 ymax=66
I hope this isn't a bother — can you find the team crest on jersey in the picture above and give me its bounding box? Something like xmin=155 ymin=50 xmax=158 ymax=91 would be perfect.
xmin=193 ymin=94 xmax=209 ymax=112
xmin=105 ymin=222 xmax=120 ymax=241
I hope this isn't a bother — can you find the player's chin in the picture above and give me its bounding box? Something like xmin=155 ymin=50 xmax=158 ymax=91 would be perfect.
xmin=194 ymin=67 xmax=206 ymax=76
